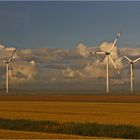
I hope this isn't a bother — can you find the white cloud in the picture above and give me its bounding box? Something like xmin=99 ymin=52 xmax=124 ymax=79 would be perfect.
xmin=63 ymin=67 xmax=75 ymax=78
xmin=77 ymin=43 xmax=91 ymax=58
xmin=0 ymin=44 xmax=5 ymax=49
xmin=121 ymin=48 xmax=140 ymax=57
xmin=0 ymin=42 xmax=139 ymax=90
xmin=70 ymin=42 xmax=124 ymax=81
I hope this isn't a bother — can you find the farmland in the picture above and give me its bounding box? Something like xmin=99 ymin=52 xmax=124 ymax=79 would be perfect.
xmin=0 ymin=129 xmax=95 ymax=139
xmin=0 ymin=100 xmax=140 ymax=126
xmin=0 ymin=94 xmax=140 ymax=102
xmin=0 ymin=95 xmax=140 ymax=138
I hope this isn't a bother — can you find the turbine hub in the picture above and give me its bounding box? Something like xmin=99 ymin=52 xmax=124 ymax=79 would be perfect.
xmin=5 ymin=61 xmax=10 ymax=64
xmin=105 ymin=52 xmax=110 ymax=55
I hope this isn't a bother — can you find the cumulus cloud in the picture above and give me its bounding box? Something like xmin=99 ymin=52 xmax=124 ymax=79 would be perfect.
xmin=0 ymin=44 xmax=5 ymax=49
xmin=63 ymin=67 xmax=75 ymax=78
xmin=63 ymin=41 xmax=140 ymax=88
xmin=68 ymin=42 xmax=124 ymax=81
xmin=0 ymin=45 xmax=38 ymax=87
xmin=0 ymin=61 xmax=38 ymax=86
xmin=121 ymin=48 xmax=140 ymax=57
xmin=0 ymin=42 xmax=139 ymax=90
xmin=77 ymin=43 xmax=91 ymax=58
xmin=15 ymin=61 xmax=38 ymax=81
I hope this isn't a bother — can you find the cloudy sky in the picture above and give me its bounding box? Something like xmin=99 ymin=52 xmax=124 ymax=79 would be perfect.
xmin=0 ymin=1 xmax=140 ymax=92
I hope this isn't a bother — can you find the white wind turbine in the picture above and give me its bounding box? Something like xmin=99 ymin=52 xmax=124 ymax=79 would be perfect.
xmin=1 ymin=48 xmax=17 ymax=93
xmin=94 ymin=33 xmax=121 ymax=93
xmin=123 ymin=55 xmax=140 ymax=93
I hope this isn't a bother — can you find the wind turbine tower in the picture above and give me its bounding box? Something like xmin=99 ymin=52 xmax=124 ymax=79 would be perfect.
xmin=123 ymin=55 xmax=140 ymax=92
xmin=1 ymin=48 xmax=17 ymax=93
xmin=95 ymin=33 xmax=121 ymax=93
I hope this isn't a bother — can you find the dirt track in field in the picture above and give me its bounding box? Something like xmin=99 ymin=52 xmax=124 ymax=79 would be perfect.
xmin=0 ymin=95 xmax=140 ymax=102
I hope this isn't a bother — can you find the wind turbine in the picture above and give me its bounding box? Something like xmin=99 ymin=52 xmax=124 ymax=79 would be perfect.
xmin=123 ymin=55 xmax=140 ymax=93
xmin=1 ymin=48 xmax=17 ymax=93
xmin=94 ymin=33 xmax=121 ymax=93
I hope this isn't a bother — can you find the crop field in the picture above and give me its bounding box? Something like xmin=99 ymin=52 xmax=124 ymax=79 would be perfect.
xmin=0 ymin=129 xmax=95 ymax=139
xmin=0 ymin=100 xmax=140 ymax=126
xmin=0 ymin=94 xmax=140 ymax=102
xmin=0 ymin=95 xmax=140 ymax=138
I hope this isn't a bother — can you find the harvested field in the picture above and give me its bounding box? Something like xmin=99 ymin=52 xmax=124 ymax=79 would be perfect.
xmin=0 ymin=101 xmax=139 ymax=127
xmin=0 ymin=95 xmax=140 ymax=102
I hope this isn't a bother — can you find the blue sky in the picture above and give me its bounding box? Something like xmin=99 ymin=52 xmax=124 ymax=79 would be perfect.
xmin=0 ymin=1 xmax=140 ymax=49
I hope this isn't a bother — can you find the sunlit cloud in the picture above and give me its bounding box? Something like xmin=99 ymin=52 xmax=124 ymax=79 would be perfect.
xmin=0 ymin=43 xmax=139 ymax=90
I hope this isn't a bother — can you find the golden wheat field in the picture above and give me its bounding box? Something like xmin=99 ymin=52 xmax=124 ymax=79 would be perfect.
xmin=0 ymin=100 xmax=140 ymax=127
xmin=0 ymin=129 xmax=96 ymax=139
xmin=0 ymin=95 xmax=140 ymax=139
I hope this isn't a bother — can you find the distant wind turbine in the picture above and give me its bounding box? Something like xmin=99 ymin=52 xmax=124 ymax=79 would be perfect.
xmin=123 ymin=55 xmax=140 ymax=92
xmin=94 ymin=33 xmax=121 ymax=93
xmin=1 ymin=48 xmax=17 ymax=93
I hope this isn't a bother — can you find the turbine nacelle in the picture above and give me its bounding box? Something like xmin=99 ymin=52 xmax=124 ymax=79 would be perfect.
xmin=105 ymin=52 xmax=110 ymax=55
xmin=4 ymin=61 xmax=10 ymax=64
xmin=4 ymin=59 xmax=11 ymax=64
xmin=117 ymin=32 xmax=121 ymax=39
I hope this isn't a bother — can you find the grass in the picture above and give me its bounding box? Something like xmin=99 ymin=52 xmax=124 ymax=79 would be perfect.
xmin=0 ymin=118 xmax=139 ymax=139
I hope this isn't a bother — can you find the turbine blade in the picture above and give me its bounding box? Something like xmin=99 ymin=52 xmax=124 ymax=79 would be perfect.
xmin=109 ymin=55 xmax=120 ymax=75
xmin=9 ymin=63 xmax=15 ymax=82
xmin=8 ymin=48 xmax=17 ymax=61
xmin=123 ymin=55 xmax=132 ymax=62
xmin=133 ymin=57 xmax=140 ymax=63
xmin=109 ymin=32 xmax=120 ymax=53
xmin=95 ymin=51 xmax=105 ymax=55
